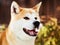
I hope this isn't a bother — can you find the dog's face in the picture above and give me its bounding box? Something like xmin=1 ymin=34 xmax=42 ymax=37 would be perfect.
xmin=9 ymin=1 xmax=42 ymax=40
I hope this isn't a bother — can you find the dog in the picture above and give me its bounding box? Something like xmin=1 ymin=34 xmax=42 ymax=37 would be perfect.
xmin=1 ymin=1 xmax=42 ymax=45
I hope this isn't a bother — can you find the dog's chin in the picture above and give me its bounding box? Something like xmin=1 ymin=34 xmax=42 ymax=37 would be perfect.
xmin=23 ymin=28 xmax=38 ymax=36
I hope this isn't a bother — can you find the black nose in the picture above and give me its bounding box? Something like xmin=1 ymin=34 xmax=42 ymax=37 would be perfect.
xmin=33 ymin=21 xmax=40 ymax=28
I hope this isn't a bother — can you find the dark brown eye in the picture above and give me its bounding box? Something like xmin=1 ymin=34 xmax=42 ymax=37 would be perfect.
xmin=24 ymin=17 xmax=29 ymax=20
xmin=35 ymin=17 xmax=37 ymax=20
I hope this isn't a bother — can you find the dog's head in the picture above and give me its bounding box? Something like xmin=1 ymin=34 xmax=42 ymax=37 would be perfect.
xmin=9 ymin=1 xmax=42 ymax=40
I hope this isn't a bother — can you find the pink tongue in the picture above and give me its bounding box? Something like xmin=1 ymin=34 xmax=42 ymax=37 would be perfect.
xmin=28 ymin=30 xmax=36 ymax=35
xmin=29 ymin=31 xmax=34 ymax=35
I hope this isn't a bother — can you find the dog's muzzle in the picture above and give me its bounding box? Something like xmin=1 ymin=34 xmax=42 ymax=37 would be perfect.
xmin=23 ymin=21 xmax=40 ymax=36
xmin=33 ymin=21 xmax=40 ymax=29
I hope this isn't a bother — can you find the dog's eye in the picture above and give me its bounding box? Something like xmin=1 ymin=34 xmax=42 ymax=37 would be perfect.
xmin=24 ymin=17 xmax=29 ymax=20
xmin=35 ymin=17 xmax=37 ymax=20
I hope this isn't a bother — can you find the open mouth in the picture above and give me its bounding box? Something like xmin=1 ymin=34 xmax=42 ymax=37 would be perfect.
xmin=23 ymin=28 xmax=38 ymax=36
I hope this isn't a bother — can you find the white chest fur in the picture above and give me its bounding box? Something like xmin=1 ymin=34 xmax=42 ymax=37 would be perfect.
xmin=6 ymin=30 xmax=36 ymax=45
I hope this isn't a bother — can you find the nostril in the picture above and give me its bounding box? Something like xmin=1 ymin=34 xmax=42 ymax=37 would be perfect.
xmin=33 ymin=21 xmax=40 ymax=28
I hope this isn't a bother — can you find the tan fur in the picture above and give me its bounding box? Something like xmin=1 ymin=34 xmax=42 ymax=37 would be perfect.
xmin=0 ymin=30 xmax=8 ymax=45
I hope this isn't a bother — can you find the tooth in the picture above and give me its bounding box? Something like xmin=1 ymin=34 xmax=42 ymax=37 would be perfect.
xmin=35 ymin=28 xmax=38 ymax=32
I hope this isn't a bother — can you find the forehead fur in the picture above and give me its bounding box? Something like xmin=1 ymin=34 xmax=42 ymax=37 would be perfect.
xmin=14 ymin=8 xmax=38 ymax=20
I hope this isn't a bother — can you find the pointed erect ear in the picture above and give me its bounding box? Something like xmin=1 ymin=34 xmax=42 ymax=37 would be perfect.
xmin=33 ymin=2 xmax=42 ymax=12
xmin=11 ymin=1 xmax=20 ymax=14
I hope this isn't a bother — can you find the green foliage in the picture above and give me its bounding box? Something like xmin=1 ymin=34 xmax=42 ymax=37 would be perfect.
xmin=35 ymin=17 xmax=60 ymax=45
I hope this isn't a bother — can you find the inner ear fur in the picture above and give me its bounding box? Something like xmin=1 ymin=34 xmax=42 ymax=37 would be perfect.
xmin=33 ymin=2 xmax=42 ymax=12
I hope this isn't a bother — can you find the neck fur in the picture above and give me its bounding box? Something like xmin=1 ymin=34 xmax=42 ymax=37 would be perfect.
xmin=6 ymin=28 xmax=36 ymax=45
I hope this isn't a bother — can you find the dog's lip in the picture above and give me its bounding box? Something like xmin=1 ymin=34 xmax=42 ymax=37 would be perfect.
xmin=23 ymin=28 xmax=38 ymax=36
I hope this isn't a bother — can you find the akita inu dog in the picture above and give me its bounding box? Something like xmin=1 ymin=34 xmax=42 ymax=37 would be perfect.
xmin=1 ymin=1 xmax=42 ymax=45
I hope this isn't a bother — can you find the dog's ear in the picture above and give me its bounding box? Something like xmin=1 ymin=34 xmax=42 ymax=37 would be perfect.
xmin=11 ymin=1 xmax=20 ymax=15
xmin=33 ymin=2 xmax=42 ymax=12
